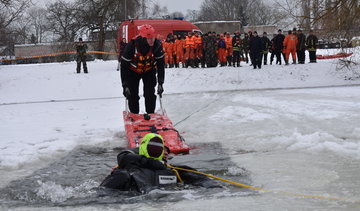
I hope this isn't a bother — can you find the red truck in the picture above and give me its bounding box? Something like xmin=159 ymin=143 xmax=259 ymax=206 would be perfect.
xmin=117 ymin=19 xmax=201 ymax=51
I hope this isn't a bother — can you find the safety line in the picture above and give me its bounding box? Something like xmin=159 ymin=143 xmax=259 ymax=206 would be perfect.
xmin=174 ymin=97 xmax=221 ymax=126
xmin=2 ymin=84 xmax=360 ymax=107
xmin=0 ymin=51 xmax=118 ymax=61
xmin=167 ymin=165 xmax=360 ymax=203
xmin=0 ymin=96 xmax=122 ymax=106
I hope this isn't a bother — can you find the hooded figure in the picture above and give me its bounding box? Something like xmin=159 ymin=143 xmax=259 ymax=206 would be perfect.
xmin=100 ymin=133 xmax=221 ymax=193
xmin=101 ymin=133 xmax=175 ymax=193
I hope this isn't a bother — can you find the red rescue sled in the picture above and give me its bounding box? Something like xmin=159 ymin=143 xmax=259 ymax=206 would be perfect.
xmin=123 ymin=97 xmax=190 ymax=154
xmin=317 ymin=52 xmax=353 ymax=60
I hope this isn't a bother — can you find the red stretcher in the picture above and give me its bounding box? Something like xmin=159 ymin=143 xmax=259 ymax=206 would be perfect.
xmin=123 ymin=97 xmax=190 ymax=155
xmin=317 ymin=52 xmax=353 ymax=60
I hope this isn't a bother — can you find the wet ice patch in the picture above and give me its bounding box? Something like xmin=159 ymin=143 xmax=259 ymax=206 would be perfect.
xmin=270 ymin=131 xmax=360 ymax=159
xmin=36 ymin=180 xmax=98 ymax=203
xmin=231 ymin=95 xmax=355 ymax=120
xmin=225 ymin=167 xmax=248 ymax=177
xmin=209 ymin=106 xmax=272 ymax=123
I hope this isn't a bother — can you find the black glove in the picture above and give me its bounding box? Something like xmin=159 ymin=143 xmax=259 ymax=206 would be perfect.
xmin=157 ymin=84 xmax=164 ymax=97
xmin=123 ymin=87 xmax=131 ymax=99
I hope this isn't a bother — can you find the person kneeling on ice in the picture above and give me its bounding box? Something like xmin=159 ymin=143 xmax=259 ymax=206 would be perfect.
xmin=100 ymin=133 xmax=220 ymax=193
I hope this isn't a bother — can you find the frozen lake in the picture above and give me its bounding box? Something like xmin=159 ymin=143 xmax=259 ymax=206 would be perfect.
xmin=0 ymin=56 xmax=360 ymax=210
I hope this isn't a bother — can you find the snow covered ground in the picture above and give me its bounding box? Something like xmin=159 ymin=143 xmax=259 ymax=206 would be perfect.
xmin=0 ymin=48 xmax=360 ymax=210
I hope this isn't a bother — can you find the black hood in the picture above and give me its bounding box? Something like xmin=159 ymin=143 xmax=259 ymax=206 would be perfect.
xmin=135 ymin=36 xmax=151 ymax=55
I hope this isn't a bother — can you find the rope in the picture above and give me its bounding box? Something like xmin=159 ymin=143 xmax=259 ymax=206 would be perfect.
xmin=0 ymin=51 xmax=118 ymax=62
xmin=167 ymin=165 xmax=360 ymax=203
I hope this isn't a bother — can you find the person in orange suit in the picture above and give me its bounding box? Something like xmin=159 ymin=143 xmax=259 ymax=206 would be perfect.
xmin=182 ymin=34 xmax=187 ymax=66
xmin=224 ymin=32 xmax=233 ymax=66
xmin=174 ymin=35 xmax=185 ymax=68
xmin=164 ymin=37 xmax=174 ymax=68
xmin=218 ymin=34 xmax=227 ymax=66
xmin=163 ymin=37 xmax=170 ymax=68
xmin=185 ymin=32 xmax=195 ymax=68
xmin=194 ymin=32 xmax=203 ymax=68
xmin=172 ymin=35 xmax=178 ymax=67
xmin=283 ymin=30 xmax=298 ymax=65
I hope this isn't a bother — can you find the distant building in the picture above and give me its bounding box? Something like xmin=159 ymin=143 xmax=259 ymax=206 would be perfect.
xmin=12 ymin=40 xmax=117 ymax=64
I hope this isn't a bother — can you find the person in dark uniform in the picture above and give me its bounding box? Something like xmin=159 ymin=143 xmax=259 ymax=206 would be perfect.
xmin=120 ymin=24 xmax=165 ymax=114
xmin=204 ymin=32 xmax=218 ymax=67
xmin=75 ymin=38 xmax=88 ymax=73
xmin=306 ymin=30 xmax=319 ymax=63
xmin=100 ymin=133 xmax=220 ymax=193
xmin=272 ymin=29 xmax=285 ymax=65
xmin=242 ymin=33 xmax=250 ymax=64
xmin=249 ymin=31 xmax=263 ymax=69
xmin=296 ymin=29 xmax=306 ymax=64
xmin=261 ymin=32 xmax=271 ymax=65
xmin=232 ymin=36 xmax=241 ymax=67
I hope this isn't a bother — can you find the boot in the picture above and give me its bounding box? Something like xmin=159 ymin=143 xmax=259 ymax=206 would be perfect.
xmin=190 ymin=59 xmax=195 ymax=68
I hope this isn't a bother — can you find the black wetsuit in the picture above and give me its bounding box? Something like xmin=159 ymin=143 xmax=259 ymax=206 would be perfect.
xmin=100 ymin=149 xmax=220 ymax=193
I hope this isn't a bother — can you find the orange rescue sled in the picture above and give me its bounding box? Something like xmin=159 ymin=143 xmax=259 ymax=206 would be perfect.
xmin=317 ymin=52 xmax=353 ymax=60
xmin=123 ymin=98 xmax=190 ymax=154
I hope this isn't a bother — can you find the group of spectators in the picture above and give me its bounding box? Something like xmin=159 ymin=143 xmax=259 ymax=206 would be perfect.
xmin=118 ymin=28 xmax=319 ymax=69
xmin=164 ymin=28 xmax=319 ymax=69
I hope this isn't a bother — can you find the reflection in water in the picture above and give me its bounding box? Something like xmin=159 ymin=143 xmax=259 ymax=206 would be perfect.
xmin=0 ymin=142 xmax=254 ymax=208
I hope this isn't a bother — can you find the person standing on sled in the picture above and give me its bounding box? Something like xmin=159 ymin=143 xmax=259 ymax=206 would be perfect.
xmin=100 ymin=133 xmax=220 ymax=193
xmin=120 ymin=24 xmax=165 ymax=114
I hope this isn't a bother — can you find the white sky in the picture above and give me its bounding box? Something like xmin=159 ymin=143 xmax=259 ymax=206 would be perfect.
xmin=34 ymin=0 xmax=203 ymax=15
xmin=155 ymin=0 xmax=203 ymax=15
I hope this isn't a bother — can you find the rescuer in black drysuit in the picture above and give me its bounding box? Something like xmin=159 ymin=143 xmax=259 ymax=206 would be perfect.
xmin=100 ymin=133 xmax=220 ymax=193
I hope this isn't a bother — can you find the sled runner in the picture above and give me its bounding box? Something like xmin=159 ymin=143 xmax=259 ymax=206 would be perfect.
xmin=317 ymin=52 xmax=353 ymax=60
xmin=123 ymin=97 xmax=190 ymax=154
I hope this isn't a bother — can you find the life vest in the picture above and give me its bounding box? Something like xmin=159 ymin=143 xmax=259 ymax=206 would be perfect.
xmin=185 ymin=36 xmax=195 ymax=48
xmin=224 ymin=36 xmax=232 ymax=48
xmin=129 ymin=45 xmax=155 ymax=74
xmin=194 ymin=36 xmax=202 ymax=45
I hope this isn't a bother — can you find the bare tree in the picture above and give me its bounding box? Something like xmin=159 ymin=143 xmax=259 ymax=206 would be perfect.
xmin=10 ymin=14 xmax=32 ymax=44
xmin=149 ymin=2 xmax=169 ymax=18
xmin=46 ymin=0 xmax=81 ymax=42
xmin=0 ymin=0 xmax=31 ymax=46
xmin=28 ymin=7 xmax=49 ymax=43
xmin=275 ymin=0 xmax=360 ymax=40
xmin=186 ymin=9 xmax=199 ymax=22
xmin=170 ymin=12 xmax=185 ymax=19
xmin=247 ymin=1 xmax=284 ymax=26
xmin=196 ymin=0 xmax=281 ymax=27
